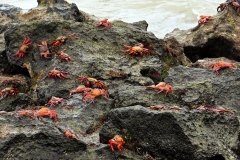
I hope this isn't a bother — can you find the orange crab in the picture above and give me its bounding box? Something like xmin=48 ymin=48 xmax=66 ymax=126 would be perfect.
xmin=209 ymin=60 xmax=237 ymax=75
xmin=198 ymin=16 xmax=213 ymax=25
xmin=121 ymin=43 xmax=150 ymax=58
xmin=17 ymin=107 xmax=58 ymax=122
xmin=70 ymin=85 xmax=92 ymax=95
xmin=17 ymin=109 xmax=35 ymax=118
xmin=97 ymin=19 xmax=112 ymax=30
xmin=108 ymin=135 xmax=125 ymax=153
xmin=38 ymin=40 xmax=51 ymax=58
xmin=0 ymin=87 xmax=18 ymax=98
xmin=195 ymin=105 xmax=233 ymax=114
xmin=82 ymin=88 xmax=109 ymax=104
xmin=56 ymin=49 xmax=73 ymax=62
xmin=48 ymin=68 xmax=69 ymax=79
xmin=16 ymin=36 xmax=32 ymax=59
xmin=47 ymin=96 xmax=64 ymax=107
xmin=77 ymin=76 xmax=108 ymax=89
xmin=145 ymin=82 xmax=173 ymax=96
xmin=34 ymin=107 xmax=58 ymax=122
xmin=51 ymin=33 xmax=78 ymax=49
xmin=64 ymin=130 xmax=78 ymax=139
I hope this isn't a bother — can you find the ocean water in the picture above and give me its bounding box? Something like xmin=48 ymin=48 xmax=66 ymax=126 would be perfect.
xmin=1 ymin=0 xmax=223 ymax=38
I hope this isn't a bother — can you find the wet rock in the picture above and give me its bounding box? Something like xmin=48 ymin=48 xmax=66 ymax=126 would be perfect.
xmin=0 ymin=74 xmax=32 ymax=111
xmin=132 ymin=20 xmax=148 ymax=31
xmin=166 ymin=6 xmax=240 ymax=62
xmin=164 ymin=64 xmax=240 ymax=113
xmin=163 ymin=37 xmax=191 ymax=66
xmin=100 ymin=105 xmax=239 ymax=160
xmin=0 ymin=114 xmax=86 ymax=159
xmin=0 ymin=4 xmax=21 ymax=22
xmin=1 ymin=0 xmax=240 ymax=159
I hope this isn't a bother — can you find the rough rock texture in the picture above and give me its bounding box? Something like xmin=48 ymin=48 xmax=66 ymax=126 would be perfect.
xmin=0 ymin=0 xmax=240 ymax=159
xmin=0 ymin=113 xmax=86 ymax=159
xmin=100 ymin=106 xmax=239 ymax=160
xmin=165 ymin=6 xmax=240 ymax=63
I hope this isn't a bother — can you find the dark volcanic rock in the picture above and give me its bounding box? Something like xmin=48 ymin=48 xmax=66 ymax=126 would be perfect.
xmin=165 ymin=6 xmax=240 ymax=63
xmin=0 ymin=114 xmax=86 ymax=159
xmin=0 ymin=0 xmax=240 ymax=159
xmin=165 ymin=62 xmax=240 ymax=113
xmin=100 ymin=105 xmax=239 ymax=160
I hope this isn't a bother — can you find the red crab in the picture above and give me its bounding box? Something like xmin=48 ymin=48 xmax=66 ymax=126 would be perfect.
xmin=16 ymin=36 xmax=32 ymax=59
xmin=82 ymin=88 xmax=109 ymax=104
xmin=121 ymin=43 xmax=150 ymax=58
xmin=38 ymin=40 xmax=51 ymax=58
xmin=145 ymin=82 xmax=174 ymax=96
xmin=0 ymin=87 xmax=18 ymax=98
xmin=147 ymin=105 xmax=182 ymax=111
xmin=108 ymin=135 xmax=125 ymax=153
xmin=48 ymin=68 xmax=69 ymax=79
xmin=34 ymin=107 xmax=58 ymax=122
xmin=17 ymin=109 xmax=35 ymax=118
xmin=56 ymin=49 xmax=73 ymax=62
xmin=64 ymin=130 xmax=78 ymax=139
xmin=97 ymin=19 xmax=112 ymax=30
xmin=231 ymin=0 xmax=240 ymax=13
xmin=218 ymin=0 xmax=240 ymax=13
xmin=198 ymin=16 xmax=213 ymax=25
xmin=70 ymin=85 xmax=92 ymax=95
xmin=195 ymin=105 xmax=233 ymax=114
xmin=51 ymin=33 xmax=78 ymax=49
xmin=47 ymin=96 xmax=64 ymax=107
xmin=77 ymin=76 xmax=108 ymax=89
xmin=209 ymin=60 xmax=237 ymax=75
xmin=16 ymin=107 xmax=58 ymax=122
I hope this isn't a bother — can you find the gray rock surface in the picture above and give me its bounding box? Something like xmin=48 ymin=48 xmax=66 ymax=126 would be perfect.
xmin=0 ymin=0 xmax=240 ymax=159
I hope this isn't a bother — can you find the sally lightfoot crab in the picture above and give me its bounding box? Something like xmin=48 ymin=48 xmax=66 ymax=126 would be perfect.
xmin=70 ymin=85 xmax=92 ymax=95
xmin=47 ymin=96 xmax=64 ymax=107
xmin=82 ymin=88 xmax=109 ymax=104
xmin=38 ymin=40 xmax=51 ymax=58
xmin=145 ymin=82 xmax=174 ymax=96
xmin=198 ymin=16 xmax=213 ymax=25
xmin=48 ymin=68 xmax=69 ymax=79
xmin=64 ymin=130 xmax=78 ymax=140
xmin=97 ymin=19 xmax=112 ymax=30
xmin=195 ymin=105 xmax=233 ymax=114
xmin=17 ymin=107 xmax=58 ymax=122
xmin=51 ymin=33 xmax=78 ymax=49
xmin=77 ymin=76 xmax=108 ymax=89
xmin=121 ymin=43 xmax=150 ymax=58
xmin=209 ymin=60 xmax=237 ymax=75
xmin=108 ymin=135 xmax=125 ymax=153
xmin=16 ymin=36 xmax=32 ymax=59
xmin=0 ymin=87 xmax=18 ymax=98
xmin=217 ymin=0 xmax=240 ymax=13
xmin=56 ymin=49 xmax=73 ymax=62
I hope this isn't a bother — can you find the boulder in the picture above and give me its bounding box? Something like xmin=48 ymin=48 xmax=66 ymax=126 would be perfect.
xmin=100 ymin=105 xmax=240 ymax=160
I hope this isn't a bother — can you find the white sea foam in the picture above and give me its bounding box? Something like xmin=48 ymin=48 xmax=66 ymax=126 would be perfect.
xmin=1 ymin=0 xmax=223 ymax=38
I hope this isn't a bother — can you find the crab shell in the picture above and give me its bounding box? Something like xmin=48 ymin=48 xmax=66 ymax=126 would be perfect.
xmin=0 ymin=87 xmax=18 ymax=97
xmin=48 ymin=69 xmax=69 ymax=79
xmin=108 ymin=135 xmax=125 ymax=152
xmin=16 ymin=36 xmax=32 ymax=59
xmin=47 ymin=96 xmax=64 ymax=106
xmin=34 ymin=107 xmax=58 ymax=122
